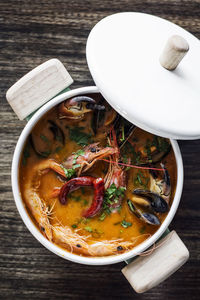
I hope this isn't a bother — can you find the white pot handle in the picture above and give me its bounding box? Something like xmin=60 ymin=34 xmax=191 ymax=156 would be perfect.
xmin=6 ymin=59 xmax=73 ymax=120
xmin=121 ymin=230 xmax=189 ymax=293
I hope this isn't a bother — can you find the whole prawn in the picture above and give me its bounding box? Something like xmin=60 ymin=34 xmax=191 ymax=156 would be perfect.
xmin=52 ymin=225 xmax=138 ymax=256
xmin=24 ymin=160 xmax=65 ymax=241
xmin=23 ymin=144 xmax=117 ymax=242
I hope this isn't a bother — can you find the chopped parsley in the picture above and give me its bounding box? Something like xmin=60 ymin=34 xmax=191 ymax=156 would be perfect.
xmin=84 ymin=226 xmax=93 ymax=233
xmin=83 ymin=199 xmax=88 ymax=206
xmin=62 ymin=164 xmax=80 ymax=179
xmin=145 ymin=140 xmax=153 ymax=163
xmin=68 ymin=193 xmax=88 ymax=207
xmin=139 ymin=225 xmax=146 ymax=234
xmin=72 ymin=149 xmax=85 ymax=164
xmin=119 ymin=123 xmax=125 ymax=142
xmin=98 ymin=212 xmax=107 ymax=221
xmin=134 ymin=171 xmax=149 ymax=189
xmin=69 ymin=127 xmax=92 ymax=146
xmin=124 ymin=142 xmax=141 ymax=165
xmin=101 ymin=183 xmax=126 ymax=218
xmin=152 ymin=136 xmax=170 ymax=153
xmin=84 ymin=226 xmax=103 ymax=238
xmin=71 ymin=224 xmax=77 ymax=228
xmin=121 ymin=220 xmax=132 ymax=228
xmin=69 ymin=195 xmax=81 ymax=202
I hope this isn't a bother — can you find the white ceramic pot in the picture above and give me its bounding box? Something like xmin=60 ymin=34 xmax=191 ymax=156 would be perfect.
xmin=12 ymin=85 xmax=183 ymax=264
xmin=8 ymin=59 xmax=189 ymax=293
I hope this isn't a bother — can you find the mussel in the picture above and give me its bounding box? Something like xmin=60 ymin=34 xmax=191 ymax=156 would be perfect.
xmin=48 ymin=120 xmax=65 ymax=145
xmin=113 ymin=116 xmax=136 ymax=148
xmin=91 ymin=100 xmax=117 ymax=135
xmin=149 ymin=163 xmax=171 ymax=204
xmin=127 ymin=199 xmax=160 ymax=225
xmin=59 ymin=96 xmax=105 ymax=120
xmin=138 ymin=137 xmax=171 ymax=164
xmin=30 ymin=121 xmax=65 ymax=157
xmin=133 ymin=189 xmax=169 ymax=213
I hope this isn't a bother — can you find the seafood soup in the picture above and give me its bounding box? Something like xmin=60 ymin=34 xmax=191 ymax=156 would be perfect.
xmin=19 ymin=93 xmax=177 ymax=257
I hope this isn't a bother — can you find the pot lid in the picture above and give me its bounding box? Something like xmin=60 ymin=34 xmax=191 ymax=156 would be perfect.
xmin=86 ymin=12 xmax=200 ymax=140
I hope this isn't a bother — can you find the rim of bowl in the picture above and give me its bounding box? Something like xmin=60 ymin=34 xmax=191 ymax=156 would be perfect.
xmin=11 ymin=86 xmax=184 ymax=265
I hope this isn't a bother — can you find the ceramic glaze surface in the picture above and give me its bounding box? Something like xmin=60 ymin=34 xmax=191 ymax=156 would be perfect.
xmin=87 ymin=12 xmax=200 ymax=140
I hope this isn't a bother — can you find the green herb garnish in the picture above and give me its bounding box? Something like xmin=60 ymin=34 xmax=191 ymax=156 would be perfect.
xmin=83 ymin=199 xmax=88 ymax=206
xmin=101 ymin=183 xmax=126 ymax=218
xmin=139 ymin=226 xmax=146 ymax=234
xmin=84 ymin=226 xmax=93 ymax=233
xmin=69 ymin=127 xmax=92 ymax=146
xmin=72 ymin=149 xmax=85 ymax=164
xmin=120 ymin=123 xmax=125 ymax=142
xmin=121 ymin=220 xmax=132 ymax=228
xmin=63 ymin=167 xmax=76 ymax=179
xmin=92 ymin=229 xmax=103 ymax=238
xmin=145 ymin=140 xmax=152 ymax=163
xmin=152 ymin=136 xmax=170 ymax=153
xmin=69 ymin=195 xmax=81 ymax=202
xmin=99 ymin=212 xmax=107 ymax=221
xmin=71 ymin=224 xmax=77 ymax=228
xmin=134 ymin=171 xmax=149 ymax=189
xmin=62 ymin=164 xmax=81 ymax=179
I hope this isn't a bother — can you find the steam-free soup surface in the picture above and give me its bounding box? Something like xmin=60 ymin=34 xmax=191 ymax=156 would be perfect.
xmin=19 ymin=93 xmax=177 ymax=257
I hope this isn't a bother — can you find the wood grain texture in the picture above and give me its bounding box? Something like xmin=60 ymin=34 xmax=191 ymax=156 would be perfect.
xmin=0 ymin=1 xmax=200 ymax=299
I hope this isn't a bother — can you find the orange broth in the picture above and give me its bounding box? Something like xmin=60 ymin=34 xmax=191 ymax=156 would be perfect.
xmin=19 ymin=93 xmax=177 ymax=256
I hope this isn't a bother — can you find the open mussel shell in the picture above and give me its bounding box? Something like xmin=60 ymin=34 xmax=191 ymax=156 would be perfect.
xmin=142 ymin=212 xmax=160 ymax=225
xmin=139 ymin=137 xmax=171 ymax=164
xmin=113 ymin=116 xmax=136 ymax=148
xmin=48 ymin=120 xmax=65 ymax=145
xmin=127 ymin=200 xmax=160 ymax=225
xmin=133 ymin=189 xmax=169 ymax=213
xmin=151 ymin=147 xmax=171 ymax=163
xmin=30 ymin=134 xmax=51 ymax=158
xmin=91 ymin=100 xmax=116 ymax=135
xmin=30 ymin=121 xmax=65 ymax=157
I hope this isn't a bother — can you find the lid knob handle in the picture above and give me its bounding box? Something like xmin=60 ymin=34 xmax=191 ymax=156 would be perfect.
xmin=159 ymin=35 xmax=189 ymax=70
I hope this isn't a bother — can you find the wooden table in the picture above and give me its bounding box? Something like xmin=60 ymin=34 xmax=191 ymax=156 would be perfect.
xmin=0 ymin=1 xmax=199 ymax=299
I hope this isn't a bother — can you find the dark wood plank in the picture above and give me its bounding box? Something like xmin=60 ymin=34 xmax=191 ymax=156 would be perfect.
xmin=0 ymin=1 xmax=200 ymax=299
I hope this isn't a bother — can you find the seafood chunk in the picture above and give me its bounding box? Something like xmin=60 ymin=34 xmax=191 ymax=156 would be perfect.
xmin=132 ymin=189 xmax=169 ymax=213
xmin=92 ymin=104 xmax=117 ymax=134
xmin=53 ymin=224 xmax=136 ymax=256
xmin=30 ymin=121 xmax=65 ymax=158
xmin=127 ymin=200 xmax=160 ymax=225
xmin=138 ymin=137 xmax=171 ymax=164
xmin=23 ymin=159 xmax=66 ymax=241
xmin=59 ymin=96 xmax=105 ymax=120
xmin=150 ymin=163 xmax=171 ymax=204
xmin=62 ymin=143 xmax=118 ymax=176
